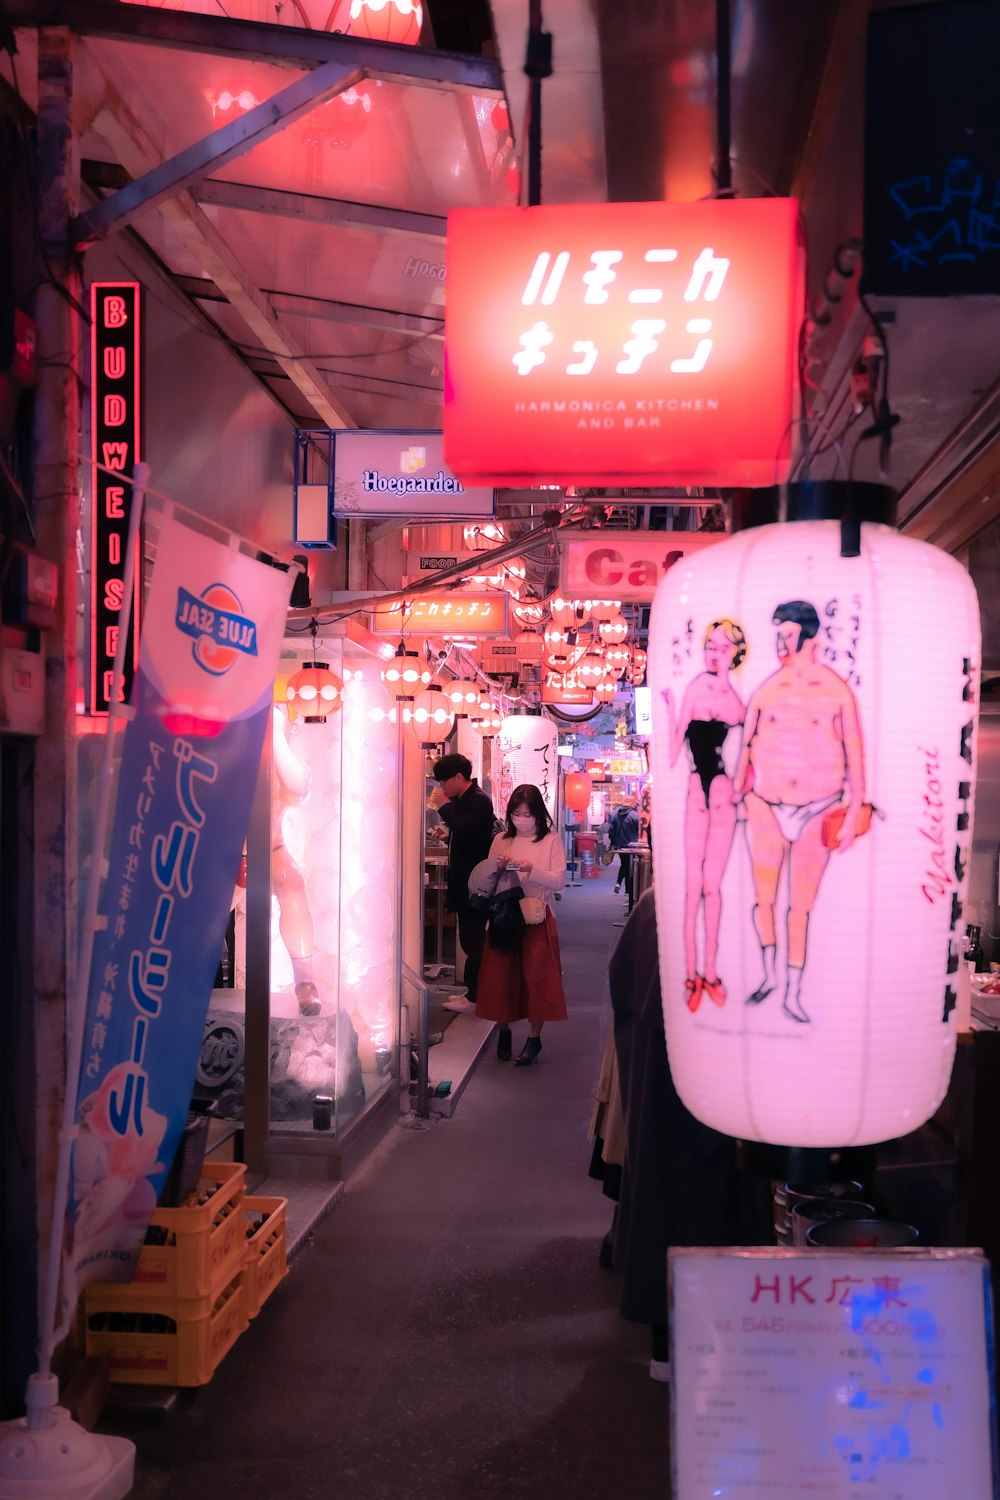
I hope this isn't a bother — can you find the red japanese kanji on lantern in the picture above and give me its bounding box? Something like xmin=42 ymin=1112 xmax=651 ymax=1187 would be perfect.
xmin=444 ymin=198 xmax=804 ymax=488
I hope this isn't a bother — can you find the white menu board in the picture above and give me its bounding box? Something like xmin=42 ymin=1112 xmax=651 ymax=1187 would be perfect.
xmin=670 ymin=1248 xmax=996 ymax=1500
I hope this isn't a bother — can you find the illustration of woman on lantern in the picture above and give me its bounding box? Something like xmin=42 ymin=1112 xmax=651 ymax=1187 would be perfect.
xmin=660 ymin=619 xmax=747 ymax=1012
xmin=272 ymin=704 xmax=322 ymax=1017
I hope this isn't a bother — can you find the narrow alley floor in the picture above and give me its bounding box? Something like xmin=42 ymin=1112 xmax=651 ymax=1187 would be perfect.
xmin=123 ymin=873 xmax=670 ymax=1500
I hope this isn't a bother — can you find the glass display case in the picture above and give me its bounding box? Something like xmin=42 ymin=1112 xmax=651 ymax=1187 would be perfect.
xmin=200 ymin=628 xmax=402 ymax=1142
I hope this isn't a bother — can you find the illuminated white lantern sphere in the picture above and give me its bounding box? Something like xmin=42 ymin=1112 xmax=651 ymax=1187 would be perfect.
xmin=550 ymin=595 xmax=592 ymax=629
xmin=408 ymin=685 xmax=455 ymax=745
xmin=577 ymin=651 xmax=608 ymax=686
xmin=443 ymin=678 xmax=481 ymax=715
xmin=495 ymin=714 xmax=559 ymax=817
xmin=381 ymin=645 xmax=430 ymax=701
xmin=586 ymin=597 xmax=622 ymax=624
xmin=542 ymin=624 xmax=588 ymax=674
xmin=648 ymin=487 xmax=981 ymax=1148
xmin=512 ymin=598 xmax=548 ymax=629
xmin=599 ymin=613 xmax=629 ymax=644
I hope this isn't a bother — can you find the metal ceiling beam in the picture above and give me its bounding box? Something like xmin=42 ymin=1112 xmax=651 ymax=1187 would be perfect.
xmin=86 ymin=46 xmax=356 ymax=430
xmin=253 ymin=360 xmax=442 ymax=403
xmin=191 ymin=179 xmax=447 ymax=241
xmin=172 ymin=275 xmax=444 ymax=342
xmin=6 ymin=0 xmax=502 ymax=93
xmin=72 ymin=58 xmax=363 ymax=248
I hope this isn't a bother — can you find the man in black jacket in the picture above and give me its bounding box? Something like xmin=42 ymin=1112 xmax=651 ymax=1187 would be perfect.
xmin=429 ymin=753 xmax=497 ymax=1010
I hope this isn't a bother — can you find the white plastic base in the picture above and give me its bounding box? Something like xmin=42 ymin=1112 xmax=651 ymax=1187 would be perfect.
xmin=0 ymin=1375 xmax=135 ymax=1500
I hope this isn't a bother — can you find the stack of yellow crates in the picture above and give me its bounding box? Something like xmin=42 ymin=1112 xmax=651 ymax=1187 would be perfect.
xmin=84 ymin=1161 xmax=285 ymax=1386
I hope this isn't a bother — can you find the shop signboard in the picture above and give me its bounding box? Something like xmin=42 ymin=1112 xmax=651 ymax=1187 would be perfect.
xmin=444 ymin=198 xmax=804 ymax=488
xmin=670 ymin=1247 xmax=995 ymax=1500
xmin=64 ymin=508 xmax=291 ymax=1305
xmin=90 ymin=282 xmax=141 ymax=714
xmin=585 ymin=752 xmax=645 ymax=777
xmin=332 ymin=430 xmax=495 ymax=519
xmin=541 ymin=668 xmax=592 ymax=706
xmin=478 ymin=635 xmax=544 ymax=675
xmin=370 ymin=591 xmax=509 ymax=637
xmin=560 ymin=528 xmax=721 ymax=604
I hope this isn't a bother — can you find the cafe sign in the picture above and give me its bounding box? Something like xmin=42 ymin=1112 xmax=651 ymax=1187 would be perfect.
xmin=444 ymin=198 xmax=804 ymax=488
xmin=560 ymin=529 xmax=721 ymax=603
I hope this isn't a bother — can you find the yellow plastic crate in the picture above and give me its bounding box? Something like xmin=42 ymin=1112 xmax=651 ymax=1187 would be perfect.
xmin=128 ymin=1161 xmax=246 ymax=1300
xmin=243 ymin=1195 xmax=288 ymax=1319
xmin=84 ymin=1267 xmax=247 ymax=1386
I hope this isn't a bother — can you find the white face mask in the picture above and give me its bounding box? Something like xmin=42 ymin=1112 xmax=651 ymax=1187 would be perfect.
xmin=512 ymin=814 xmax=536 ymax=835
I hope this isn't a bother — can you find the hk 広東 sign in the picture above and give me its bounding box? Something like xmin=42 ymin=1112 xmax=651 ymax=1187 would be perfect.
xmin=64 ymin=509 xmax=291 ymax=1302
xmin=444 ymin=199 xmax=804 ymax=488
xmin=91 ymin=282 xmax=141 ymax=714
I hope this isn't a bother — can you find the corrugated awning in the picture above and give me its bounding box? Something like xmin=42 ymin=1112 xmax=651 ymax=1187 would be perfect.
xmin=5 ymin=0 xmax=515 ymax=431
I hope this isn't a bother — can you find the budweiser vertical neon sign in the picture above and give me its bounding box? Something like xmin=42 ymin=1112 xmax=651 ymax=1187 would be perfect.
xmin=90 ymin=282 xmax=141 ymax=713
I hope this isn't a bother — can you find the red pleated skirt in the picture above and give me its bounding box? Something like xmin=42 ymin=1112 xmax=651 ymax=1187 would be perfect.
xmin=475 ymin=908 xmax=567 ymax=1025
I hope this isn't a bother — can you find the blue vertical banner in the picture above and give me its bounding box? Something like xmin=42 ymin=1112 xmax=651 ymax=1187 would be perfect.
xmin=65 ymin=509 xmax=291 ymax=1299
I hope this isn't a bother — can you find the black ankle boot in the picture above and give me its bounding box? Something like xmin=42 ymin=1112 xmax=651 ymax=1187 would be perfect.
xmin=513 ymin=1036 xmax=542 ymax=1067
xmin=496 ymin=1027 xmax=512 ymax=1061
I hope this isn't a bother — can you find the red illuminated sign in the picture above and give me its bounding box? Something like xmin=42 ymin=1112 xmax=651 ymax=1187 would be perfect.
xmin=90 ymin=282 xmax=141 ymax=714
xmin=370 ymin=591 xmax=509 ymax=637
xmin=541 ymin=669 xmax=593 ymax=706
xmin=444 ymin=199 xmax=804 ymax=488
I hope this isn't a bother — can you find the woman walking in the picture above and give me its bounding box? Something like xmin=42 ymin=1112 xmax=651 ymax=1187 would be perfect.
xmin=475 ymin=784 xmax=567 ymax=1065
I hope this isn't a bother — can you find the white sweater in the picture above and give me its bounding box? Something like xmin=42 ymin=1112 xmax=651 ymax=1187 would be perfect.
xmin=489 ymin=829 xmax=566 ymax=914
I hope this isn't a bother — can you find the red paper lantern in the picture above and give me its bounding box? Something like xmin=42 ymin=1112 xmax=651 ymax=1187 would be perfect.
xmin=346 ymin=0 xmax=422 ymax=46
xmin=319 ymin=83 xmax=373 ymax=149
xmin=550 ymin=596 xmax=591 ymax=629
xmin=491 ymin=100 xmax=510 ymax=136
xmin=564 ymin=771 xmax=592 ymax=812
xmin=286 ymin=663 xmax=344 ymax=721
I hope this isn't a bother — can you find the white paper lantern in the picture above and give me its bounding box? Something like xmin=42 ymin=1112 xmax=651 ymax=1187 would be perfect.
xmin=494 ymin=714 xmax=559 ymax=817
xmin=550 ymin=595 xmax=592 ymax=628
xmin=408 ymin=685 xmax=455 ymax=745
xmin=443 ymin=677 xmax=481 ymax=715
xmin=648 ymin=504 xmax=981 ymax=1148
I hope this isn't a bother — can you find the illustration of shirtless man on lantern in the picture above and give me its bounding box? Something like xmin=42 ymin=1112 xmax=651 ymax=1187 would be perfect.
xmin=733 ymin=599 xmax=870 ymax=1024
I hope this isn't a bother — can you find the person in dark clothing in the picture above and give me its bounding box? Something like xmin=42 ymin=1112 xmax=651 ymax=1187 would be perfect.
xmin=429 ymin=753 xmax=497 ymax=1008
xmin=609 ymin=800 xmax=640 ymax=895
xmin=609 ymin=887 xmax=771 ymax=1381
